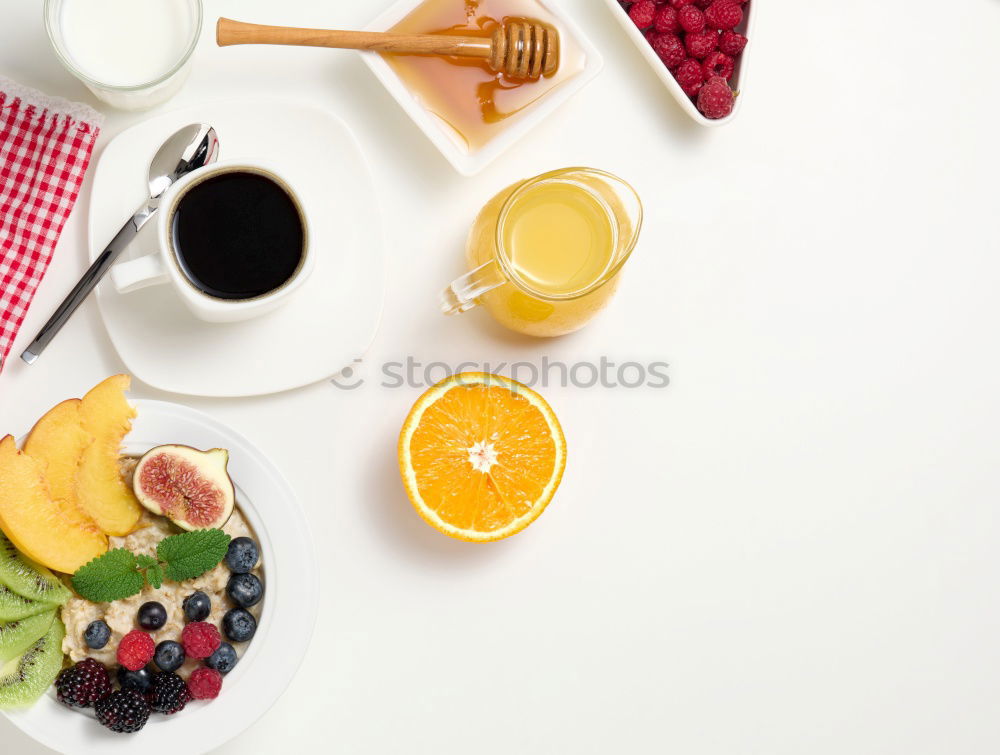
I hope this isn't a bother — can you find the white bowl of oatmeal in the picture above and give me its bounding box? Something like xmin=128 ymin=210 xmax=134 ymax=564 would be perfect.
xmin=1 ymin=400 xmax=317 ymax=755
xmin=60 ymin=455 xmax=264 ymax=680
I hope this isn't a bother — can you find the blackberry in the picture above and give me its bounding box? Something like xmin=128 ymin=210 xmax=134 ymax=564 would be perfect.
xmin=95 ymin=689 xmax=150 ymax=733
xmin=205 ymin=642 xmax=238 ymax=674
xmin=146 ymin=671 xmax=191 ymax=715
xmin=117 ymin=665 xmax=155 ymax=694
xmin=55 ymin=658 xmax=112 ymax=708
xmin=225 ymin=537 xmax=259 ymax=574
xmin=84 ymin=620 xmax=111 ymax=650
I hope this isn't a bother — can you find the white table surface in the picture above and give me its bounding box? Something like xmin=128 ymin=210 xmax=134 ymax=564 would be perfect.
xmin=2 ymin=1 xmax=1000 ymax=753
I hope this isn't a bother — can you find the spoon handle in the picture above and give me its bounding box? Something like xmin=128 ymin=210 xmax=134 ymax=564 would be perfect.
xmin=20 ymin=201 xmax=157 ymax=365
xmin=216 ymin=17 xmax=493 ymax=60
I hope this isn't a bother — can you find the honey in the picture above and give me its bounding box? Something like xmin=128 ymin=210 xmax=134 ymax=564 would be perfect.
xmin=384 ymin=0 xmax=585 ymax=152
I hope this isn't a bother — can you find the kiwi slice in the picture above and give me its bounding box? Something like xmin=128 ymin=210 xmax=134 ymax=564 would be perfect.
xmin=0 ymin=533 xmax=71 ymax=605
xmin=0 ymin=610 xmax=55 ymax=665
xmin=0 ymin=583 xmax=52 ymax=623
xmin=0 ymin=617 xmax=65 ymax=709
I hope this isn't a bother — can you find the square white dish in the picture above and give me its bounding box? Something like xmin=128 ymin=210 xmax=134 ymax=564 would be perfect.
xmin=87 ymin=100 xmax=386 ymax=397
xmin=360 ymin=0 xmax=603 ymax=176
xmin=602 ymin=0 xmax=756 ymax=127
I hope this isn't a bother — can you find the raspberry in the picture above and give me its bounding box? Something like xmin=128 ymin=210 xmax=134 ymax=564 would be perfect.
xmin=673 ymin=58 xmax=705 ymax=98
xmin=649 ymin=32 xmax=686 ymax=69
xmin=702 ymin=51 xmax=735 ymax=80
xmin=697 ymin=76 xmax=735 ymax=119
xmin=653 ymin=5 xmax=680 ymax=34
xmin=147 ymin=671 xmax=191 ymax=715
xmin=628 ymin=0 xmax=656 ymax=29
xmin=678 ymin=5 xmax=705 ymax=33
xmin=55 ymin=658 xmax=112 ymax=708
xmin=95 ymin=689 xmax=150 ymax=734
xmin=187 ymin=667 xmax=223 ymax=700
xmin=704 ymin=1 xmax=742 ymax=30
xmin=719 ymin=29 xmax=747 ymax=56
xmin=181 ymin=621 xmax=221 ymax=659
xmin=694 ymin=0 xmax=712 ymax=7
xmin=117 ymin=630 xmax=155 ymax=672
xmin=684 ymin=30 xmax=718 ymax=59
xmin=670 ymin=0 xmax=696 ymax=7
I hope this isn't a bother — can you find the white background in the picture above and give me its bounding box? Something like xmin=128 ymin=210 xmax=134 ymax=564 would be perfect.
xmin=2 ymin=0 xmax=1000 ymax=752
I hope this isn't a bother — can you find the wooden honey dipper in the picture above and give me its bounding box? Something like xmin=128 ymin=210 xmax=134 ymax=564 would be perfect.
xmin=216 ymin=17 xmax=560 ymax=81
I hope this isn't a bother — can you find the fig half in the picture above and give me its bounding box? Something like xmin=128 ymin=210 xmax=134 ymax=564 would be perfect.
xmin=133 ymin=445 xmax=235 ymax=531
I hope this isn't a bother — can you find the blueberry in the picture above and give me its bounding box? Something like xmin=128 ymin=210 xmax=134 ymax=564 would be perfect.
xmin=137 ymin=601 xmax=167 ymax=630
xmin=226 ymin=573 xmax=264 ymax=608
xmin=84 ymin=620 xmax=111 ymax=649
xmin=205 ymin=642 xmax=239 ymax=674
xmin=154 ymin=640 xmax=185 ymax=672
xmin=225 ymin=537 xmax=259 ymax=574
xmin=117 ymin=665 xmax=154 ymax=693
xmin=222 ymin=608 xmax=256 ymax=643
xmin=183 ymin=591 xmax=211 ymax=622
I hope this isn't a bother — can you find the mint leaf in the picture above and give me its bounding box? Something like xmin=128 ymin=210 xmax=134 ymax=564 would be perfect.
xmin=71 ymin=549 xmax=144 ymax=603
xmin=157 ymin=529 xmax=231 ymax=582
xmin=71 ymin=531 xmax=231 ymax=600
xmin=134 ymin=554 xmax=163 ymax=588
xmin=145 ymin=562 xmax=164 ymax=589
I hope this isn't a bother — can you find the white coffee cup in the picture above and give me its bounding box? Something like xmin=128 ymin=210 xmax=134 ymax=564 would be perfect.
xmin=111 ymin=161 xmax=312 ymax=323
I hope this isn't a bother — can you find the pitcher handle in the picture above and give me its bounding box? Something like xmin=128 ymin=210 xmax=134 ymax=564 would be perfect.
xmin=440 ymin=260 xmax=506 ymax=315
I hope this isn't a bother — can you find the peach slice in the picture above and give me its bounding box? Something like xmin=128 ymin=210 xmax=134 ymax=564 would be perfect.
xmin=22 ymin=399 xmax=106 ymax=547
xmin=0 ymin=436 xmax=108 ymax=574
xmin=75 ymin=375 xmax=142 ymax=536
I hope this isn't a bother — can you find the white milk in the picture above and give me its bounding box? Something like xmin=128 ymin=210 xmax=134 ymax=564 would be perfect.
xmin=60 ymin=0 xmax=196 ymax=88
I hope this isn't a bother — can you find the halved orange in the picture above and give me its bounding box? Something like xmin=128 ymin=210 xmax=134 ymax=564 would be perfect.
xmin=398 ymin=373 xmax=566 ymax=542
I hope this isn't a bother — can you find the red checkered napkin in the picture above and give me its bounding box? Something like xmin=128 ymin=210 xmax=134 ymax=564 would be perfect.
xmin=0 ymin=76 xmax=103 ymax=371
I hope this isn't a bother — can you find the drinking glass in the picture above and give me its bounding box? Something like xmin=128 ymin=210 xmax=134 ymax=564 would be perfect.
xmin=44 ymin=0 xmax=202 ymax=110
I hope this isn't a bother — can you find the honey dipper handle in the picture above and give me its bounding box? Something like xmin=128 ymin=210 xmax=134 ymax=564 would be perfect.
xmin=216 ymin=17 xmax=494 ymax=59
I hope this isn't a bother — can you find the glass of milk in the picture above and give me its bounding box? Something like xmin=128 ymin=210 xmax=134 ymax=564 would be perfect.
xmin=44 ymin=0 xmax=202 ymax=110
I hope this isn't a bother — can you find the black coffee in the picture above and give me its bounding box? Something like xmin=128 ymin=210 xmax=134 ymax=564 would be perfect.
xmin=171 ymin=171 xmax=304 ymax=300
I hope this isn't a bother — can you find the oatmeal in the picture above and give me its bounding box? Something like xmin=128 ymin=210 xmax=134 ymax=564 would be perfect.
xmin=61 ymin=504 xmax=263 ymax=680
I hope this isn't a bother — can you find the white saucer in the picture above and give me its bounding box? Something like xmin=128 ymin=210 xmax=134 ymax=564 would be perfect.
xmin=1 ymin=399 xmax=317 ymax=754
xmin=88 ymin=101 xmax=386 ymax=397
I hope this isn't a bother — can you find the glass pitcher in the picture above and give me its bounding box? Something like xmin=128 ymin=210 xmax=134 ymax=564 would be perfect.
xmin=441 ymin=167 xmax=642 ymax=337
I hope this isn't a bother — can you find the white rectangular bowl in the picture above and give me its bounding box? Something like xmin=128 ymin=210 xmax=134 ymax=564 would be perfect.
xmin=361 ymin=0 xmax=603 ymax=175
xmin=602 ymin=0 xmax=756 ymax=127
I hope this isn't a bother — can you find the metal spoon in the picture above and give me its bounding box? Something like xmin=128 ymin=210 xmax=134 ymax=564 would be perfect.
xmin=20 ymin=123 xmax=219 ymax=365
